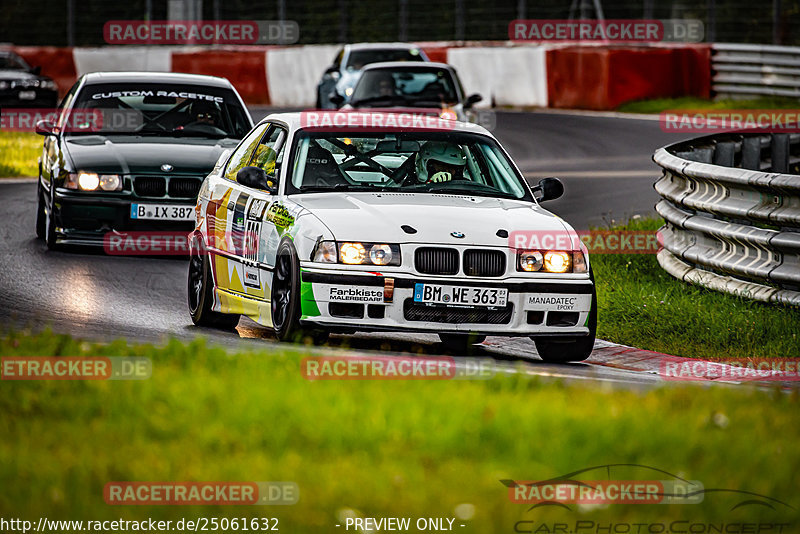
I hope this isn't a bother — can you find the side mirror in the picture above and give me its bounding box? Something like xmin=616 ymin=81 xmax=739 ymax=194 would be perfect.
xmin=31 ymin=65 xmax=42 ymax=75
xmin=329 ymin=93 xmax=345 ymax=107
xmin=533 ymin=177 xmax=564 ymax=202
xmin=464 ymin=93 xmax=483 ymax=109
xmin=236 ymin=166 xmax=277 ymax=194
xmin=35 ymin=119 xmax=57 ymax=136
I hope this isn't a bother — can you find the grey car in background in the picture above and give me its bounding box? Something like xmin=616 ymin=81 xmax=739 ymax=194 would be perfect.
xmin=315 ymin=42 xmax=429 ymax=109
xmin=342 ymin=62 xmax=483 ymax=122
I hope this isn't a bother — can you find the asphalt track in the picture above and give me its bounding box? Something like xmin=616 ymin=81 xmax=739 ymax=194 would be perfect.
xmin=0 ymin=110 xmax=700 ymax=389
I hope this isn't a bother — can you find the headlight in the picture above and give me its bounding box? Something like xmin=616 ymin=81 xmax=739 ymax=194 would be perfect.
xmin=340 ymin=242 xmax=367 ymax=264
xmin=99 ymin=174 xmax=122 ymax=191
xmin=41 ymin=80 xmax=57 ymax=90
xmin=517 ymin=250 xmax=580 ymax=273
xmin=0 ymin=81 xmax=8 ymax=90
xmin=312 ymin=241 xmax=401 ymax=266
xmin=65 ymin=172 xmax=122 ymax=191
xmin=543 ymin=251 xmax=571 ymax=273
xmin=369 ymin=244 xmax=393 ymax=266
xmin=78 ymin=172 xmax=99 ymax=191
xmin=518 ymin=250 xmax=543 ymax=272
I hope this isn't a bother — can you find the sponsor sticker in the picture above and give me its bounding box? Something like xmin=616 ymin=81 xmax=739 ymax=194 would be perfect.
xmin=328 ymin=287 xmax=384 ymax=303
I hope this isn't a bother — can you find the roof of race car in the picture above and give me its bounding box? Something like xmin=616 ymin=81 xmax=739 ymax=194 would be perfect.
xmin=80 ymin=71 xmax=234 ymax=88
xmin=345 ymin=42 xmax=425 ymax=51
xmin=262 ymin=112 xmax=492 ymax=136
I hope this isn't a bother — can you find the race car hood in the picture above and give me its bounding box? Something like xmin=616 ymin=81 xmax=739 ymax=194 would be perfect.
xmin=294 ymin=192 xmax=574 ymax=246
xmin=63 ymin=135 xmax=240 ymax=175
xmin=0 ymin=69 xmax=40 ymax=81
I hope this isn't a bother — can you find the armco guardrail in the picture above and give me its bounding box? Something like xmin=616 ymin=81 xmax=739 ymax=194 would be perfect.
xmin=712 ymin=43 xmax=800 ymax=99
xmin=653 ymin=133 xmax=800 ymax=306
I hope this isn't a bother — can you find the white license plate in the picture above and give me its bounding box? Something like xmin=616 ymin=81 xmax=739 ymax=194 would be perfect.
xmin=18 ymin=90 xmax=36 ymax=100
xmin=130 ymin=203 xmax=194 ymax=221
xmin=413 ymin=283 xmax=508 ymax=307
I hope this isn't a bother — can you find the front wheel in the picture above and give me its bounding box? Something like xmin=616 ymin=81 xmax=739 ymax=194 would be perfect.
xmin=271 ymin=240 xmax=328 ymax=344
xmin=532 ymin=283 xmax=597 ymax=363
xmin=188 ymin=237 xmax=240 ymax=330
xmin=35 ymin=183 xmax=46 ymax=240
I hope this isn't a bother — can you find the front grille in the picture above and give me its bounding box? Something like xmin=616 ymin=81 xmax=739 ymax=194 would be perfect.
xmin=403 ymin=299 xmax=513 ymax=324
xmin=133 ymin=176 xmax=166 ymax=197
xmin=168 ymin=178 xmax=201 ymax=199
xmin=463 ymin=249 xmax=506 ymax=277
xmin=415 ymin=247 xmax=459 ymax=275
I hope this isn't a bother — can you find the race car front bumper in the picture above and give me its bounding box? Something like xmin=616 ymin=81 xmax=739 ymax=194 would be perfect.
xmin=298 ymin=266 xmax=594 ymax=336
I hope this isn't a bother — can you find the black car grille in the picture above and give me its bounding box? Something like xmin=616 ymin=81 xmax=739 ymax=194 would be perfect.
xmin=463 ymin=249 xmax=506 ymax=277
xmin=168 ymin=178 xmax=201 ymax=199
xmin=414 ymin=247 xmax=459 ymax=275
xmin=403 ymin=299 xmax=513 ymax=324
xmin=133 ymin=176 xmax=166 ymax=197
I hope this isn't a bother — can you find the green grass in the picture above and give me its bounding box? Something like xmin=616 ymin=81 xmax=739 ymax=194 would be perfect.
xmin=618 ymin=96 xmax=800 ymax=114
xmin=0 ymin=329 xmax=799 ymax=532
xmin=0 ymin=132 xmax=40 ymax=177
xmin=593 ymin=217 xmax=800 ymax=360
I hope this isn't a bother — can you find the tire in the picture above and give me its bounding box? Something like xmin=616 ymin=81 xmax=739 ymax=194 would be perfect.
xmin=272 ymin=240 xmax=328 ymax=344
xmin=43 ymin=187 xmax=60 ymax=251
xmin=438 ymin=333 xmax=486 ymax=355
xmin=188 ymin=237 xmax=240 ymax=330
xmin=35 ymin=182 xmax=46 ymax=240
xmin=532 ymin=277 xmax=597 ymax=363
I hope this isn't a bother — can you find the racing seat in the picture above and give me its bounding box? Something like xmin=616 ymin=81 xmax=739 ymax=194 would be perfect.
xmin=303 ymin=144 xmax=350 ymax=187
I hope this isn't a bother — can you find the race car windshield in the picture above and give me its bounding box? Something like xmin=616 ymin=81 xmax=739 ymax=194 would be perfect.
xmin=350 ymin=69 xmax=459 ymax=107
xmin=0 ymin=54 xmax=29 ymax=70
xmin=66 ymin=83 xmax=251 ymax=138
xmin=289 ymin=132 xmax=531 ymax=201
xmin=345 ymin=49 xmax=424 ymax=70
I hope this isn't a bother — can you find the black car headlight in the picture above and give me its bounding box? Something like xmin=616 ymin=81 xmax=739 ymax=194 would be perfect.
xmin=40 ymin=80 xmax=57 ymax=90
xmin=313 ymin=241 xmax=401 ymax=266
xmin=0 ymin=81 xmax=8 ymax=90
xmin=65 ymin=172 xmax=122 ymax=192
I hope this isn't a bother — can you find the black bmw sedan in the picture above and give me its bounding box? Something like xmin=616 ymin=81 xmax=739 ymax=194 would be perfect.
xmin=0 ymin=50 xmax=59 ymax=108
xmin=35 ymin=72 xmax=253 ymax=249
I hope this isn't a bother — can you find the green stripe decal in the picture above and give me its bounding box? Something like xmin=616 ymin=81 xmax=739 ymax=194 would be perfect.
xmin=300 ymin=280 xmax=321 ymax=318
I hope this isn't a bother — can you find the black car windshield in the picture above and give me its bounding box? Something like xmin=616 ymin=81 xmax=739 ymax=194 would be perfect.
xmin=67 ymin=83 xmax=251 ymax=138
xmin=288 ymin=131 xmax=531 ymax=201
xmin=345 ymin=48 xmax=424 ymax=70
xmin=351 ymin=68 xmax=459 ymax=107
xmin=0 ymin=54 xmax=29 ymax=70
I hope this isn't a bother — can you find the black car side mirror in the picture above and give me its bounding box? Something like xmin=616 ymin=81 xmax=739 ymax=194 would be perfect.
xmin=329 ymin=93 xmax=345 ymax=107
xmin=464 ymin=93 xmax=483 ymax=109
xmin=35 ymin=119 xmax=57 ymax=136
xmin=236 ymin=166 xmax=277 ymax=194
xmin=31 ymin=65 xmax=42 ymax=75
xmin=532 ymin=177 xmax=564 ymax=202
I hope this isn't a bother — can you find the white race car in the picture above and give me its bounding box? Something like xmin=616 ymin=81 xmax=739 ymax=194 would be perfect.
xmin=188 ymin=112 xmax=596 ymax=361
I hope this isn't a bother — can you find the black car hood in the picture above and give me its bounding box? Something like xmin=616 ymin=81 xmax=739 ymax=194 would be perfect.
xmin=63 ymin=135 xmax=240 ymax=175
